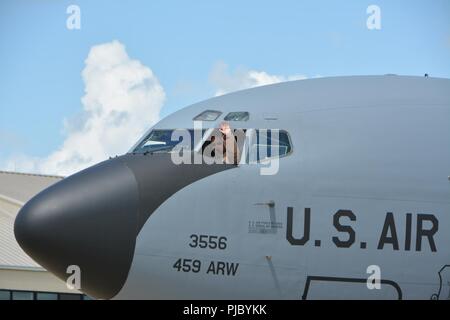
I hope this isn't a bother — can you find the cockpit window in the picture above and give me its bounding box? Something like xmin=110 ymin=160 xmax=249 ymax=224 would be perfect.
xmin=133 ymin=129 xmax=205 ymax=154
xmin=193 ymin=110 xmax=222 ymax=121
xmin=200 ymin=128 xmax=292 ymax=164
xmin=224 ymin=112 xmax=249 ymax=121
xmin=249 ymin=130 xmax=292 ymax=162
xmin=132 ymin=127 xmax=293 ymax=163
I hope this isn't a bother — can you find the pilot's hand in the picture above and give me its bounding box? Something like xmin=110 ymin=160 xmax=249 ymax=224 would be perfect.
xmin=219 ymin=121 xmax=233 ymax=137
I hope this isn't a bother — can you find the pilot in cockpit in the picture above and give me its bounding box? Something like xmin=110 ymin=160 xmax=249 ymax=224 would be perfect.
xmin=204 ymin=121 xmax=240 ymax=165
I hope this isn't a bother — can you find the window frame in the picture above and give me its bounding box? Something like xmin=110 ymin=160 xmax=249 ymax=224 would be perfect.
xmin=0 ymin=288 xmax=90 ymax=300
xmin=133 ymin=129 xmax=206 ymax=154
xmin=224 ymin=111 xmax=250 ymax=121
xmin=198 ymin=128 xmax=293 ymax=165
xmin=0 ymin=289 xmax=12 ymax=300
xmin=192 ymin=110 xmax=222 ymax=121
xmin=246 ymin=129 xmax=293 ymax=164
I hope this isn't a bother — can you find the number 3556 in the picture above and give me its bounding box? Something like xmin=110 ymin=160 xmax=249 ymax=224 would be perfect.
xmin=189 ymin=234 xmax=227 ymax=250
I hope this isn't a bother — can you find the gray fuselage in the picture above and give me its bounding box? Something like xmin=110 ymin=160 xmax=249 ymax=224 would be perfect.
xmin=15 ymin=76 xmax=450 ymax=299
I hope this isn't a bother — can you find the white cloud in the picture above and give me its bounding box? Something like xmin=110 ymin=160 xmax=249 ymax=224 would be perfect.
xmin=3 ymin=40 xmax=165 ymax=176
xmin=209 ymin=61 xmax=307 ymax=96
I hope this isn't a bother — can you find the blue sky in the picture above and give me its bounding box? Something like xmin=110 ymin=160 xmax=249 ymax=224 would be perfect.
xmin=0 ymin=0 xmax=449 ymax=174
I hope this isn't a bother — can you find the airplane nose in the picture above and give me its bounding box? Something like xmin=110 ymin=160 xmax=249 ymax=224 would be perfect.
xmin=14 ymin=159 xmax=139 ymax=299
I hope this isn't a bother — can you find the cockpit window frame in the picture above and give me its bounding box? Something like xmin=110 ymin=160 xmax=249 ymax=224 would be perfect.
xmin=246 ymin=129 xmax=293 ymax=164
xmin=131 ymin=129 xmax=207 ymax=154
xmin=224 ymin=112 xmax=250 ymax=121
xmin=129 ymin=126 xmax=294 ymax=165
xmin=193 ymin=110 xmax=222 ymax=121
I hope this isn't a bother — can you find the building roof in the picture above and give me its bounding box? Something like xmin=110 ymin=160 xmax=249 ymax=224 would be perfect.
xmin=0 ymin=171 xmax=63 ymax=204
xmin=0 ymin=171 xmax=64 ymax=269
